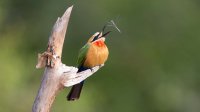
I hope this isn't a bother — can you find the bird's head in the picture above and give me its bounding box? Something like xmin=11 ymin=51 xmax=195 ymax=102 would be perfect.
xmin=88 ymin=26 xmax=111 ymax=43
xmin=87 ymin=20 xmax=120 ymax=43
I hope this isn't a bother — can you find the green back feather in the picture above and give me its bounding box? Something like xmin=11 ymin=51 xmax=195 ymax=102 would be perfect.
xmin=77 ymin=43 xmax=90 ymax=67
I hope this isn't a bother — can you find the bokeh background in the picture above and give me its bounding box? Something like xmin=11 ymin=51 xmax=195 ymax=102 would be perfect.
xmin=0 ymin=0 xmax=200 ymax=112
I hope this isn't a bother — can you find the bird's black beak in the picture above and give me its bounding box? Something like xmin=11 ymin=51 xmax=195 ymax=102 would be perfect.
xmin=92 ymin=25 xmax=111 ymax=42
xmin=101 ymin=31 xmax=111 ymax=37
xmin=101 ymin=24 xmax=111 ymax=38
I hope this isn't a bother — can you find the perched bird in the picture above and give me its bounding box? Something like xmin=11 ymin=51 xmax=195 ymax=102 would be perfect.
xmin=67 ymin=29 xmax=111 ymax=101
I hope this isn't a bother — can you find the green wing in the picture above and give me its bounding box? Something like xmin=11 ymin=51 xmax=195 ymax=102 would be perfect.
xmin=77 ymin=43 xmax=90 ymax=67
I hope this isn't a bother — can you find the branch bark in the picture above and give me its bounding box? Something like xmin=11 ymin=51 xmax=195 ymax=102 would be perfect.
xmin=32 ymin=6 xmax=102 ymax=112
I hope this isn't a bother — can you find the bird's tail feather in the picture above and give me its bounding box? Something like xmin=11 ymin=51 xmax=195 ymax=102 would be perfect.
xmin=67 ymin=66 xmax=88 ymax=101
xmin=67 ymin=81 xmax=84 ymax=101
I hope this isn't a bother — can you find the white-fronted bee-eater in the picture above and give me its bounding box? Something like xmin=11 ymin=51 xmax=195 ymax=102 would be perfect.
xmin=67 ymin=29 xmax=111 ymax=101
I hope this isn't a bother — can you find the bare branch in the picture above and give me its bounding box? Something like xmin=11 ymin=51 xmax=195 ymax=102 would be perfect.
xmin=32 ymin=6 xmax=73 ymax=112
xmin=48 ymin=6 xmax=73 ymax=58
xmin=60 ymin=64 xmax=104 ymax=87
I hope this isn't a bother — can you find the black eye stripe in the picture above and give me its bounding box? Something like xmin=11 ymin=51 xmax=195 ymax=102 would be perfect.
xmin=92 ymin=33 xmax=100 ymax=42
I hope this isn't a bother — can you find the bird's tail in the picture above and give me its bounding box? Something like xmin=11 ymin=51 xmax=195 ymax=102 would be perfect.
xmin=67 ymin=81 xmax=84 ymax=101
xmin=67 ymin=66 xmax=88 ymax=101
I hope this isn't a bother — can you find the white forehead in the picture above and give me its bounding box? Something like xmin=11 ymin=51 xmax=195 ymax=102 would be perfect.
xmin=93 ymin=32 xmax=100 ymax=37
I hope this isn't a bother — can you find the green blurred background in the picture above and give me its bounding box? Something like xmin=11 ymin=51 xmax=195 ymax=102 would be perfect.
xmin=1 ymin=0 xmax=200 ymax=112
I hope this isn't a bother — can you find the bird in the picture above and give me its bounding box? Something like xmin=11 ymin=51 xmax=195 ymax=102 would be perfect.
xmin=67 ymin=28 xmax=111 ymax=101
